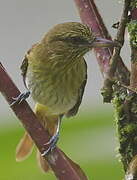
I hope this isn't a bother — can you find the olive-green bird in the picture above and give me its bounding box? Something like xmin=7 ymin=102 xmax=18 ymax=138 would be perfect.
xmin=13 ymin=22 xmax=117 ymax=172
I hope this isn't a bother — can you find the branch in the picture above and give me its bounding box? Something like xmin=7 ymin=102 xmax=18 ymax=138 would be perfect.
xmin=107 ymin=0 xmax=130 ymax=79
xmin=0 ymin=62 xmax=88 ymax=180
xmin=74 ymin=0 xmax=130 ymax=85
xmin=102 ymin=0 xmax=130 ymax=102
xmin=74 ymin=0 xmax=137 ymax=178
xmin=124 ymin=6 xmax=137 ymax=180
xmin=129 ymin=7 xmax=137 ymax=89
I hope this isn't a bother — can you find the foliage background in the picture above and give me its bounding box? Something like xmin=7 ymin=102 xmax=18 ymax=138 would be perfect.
xmin=0 ymin=0 xmax=129 ymax=179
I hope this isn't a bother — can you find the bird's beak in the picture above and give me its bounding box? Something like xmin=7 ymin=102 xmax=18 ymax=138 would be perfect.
xmin=89 ymin=37 xmax=120 ymax=48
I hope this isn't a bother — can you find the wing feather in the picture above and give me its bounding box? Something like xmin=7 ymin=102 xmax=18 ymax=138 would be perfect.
xmin=66 ymin=60 xmax=87 ymax=117
xmin=20 ymin=44 xmax=37 ymax=88
xmin=20 ymin=55 xmax=28 ymax=88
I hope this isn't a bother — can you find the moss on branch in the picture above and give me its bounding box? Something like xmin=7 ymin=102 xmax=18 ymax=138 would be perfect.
xmin=112 ymin=85 xmax=137 ymax=171
xmin=128 ymin=20 xmax=137 ymax=49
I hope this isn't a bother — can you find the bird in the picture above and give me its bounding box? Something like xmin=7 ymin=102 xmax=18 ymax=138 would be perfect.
xmin=13 ymin=22 xmax=118 ymax=172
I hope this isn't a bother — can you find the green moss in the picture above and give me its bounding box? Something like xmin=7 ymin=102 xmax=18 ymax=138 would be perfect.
xmin=101 ymin=87 xmax=112 ymax=103
xmin=101 ymin=79 xmax=114 ymax=103
xmin=112 ymin=91 xmax=134 ymax=169
xmin=130 ymin=0 xmax=137 ymax=8
xmin=112 ymin=95 xmax=124 ymax=122
xmin=123 ymin=124 xmax=137 ymax=134
xmin=111 ymin=83 xmax=137 ymax=170
xmin=131 ymin=102 xmax=137 ymax=114
xmin=128 ymin=20 xmax=137 ymax=48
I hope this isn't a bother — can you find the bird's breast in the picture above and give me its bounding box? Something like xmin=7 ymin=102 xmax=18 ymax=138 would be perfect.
xmin=26 ymin=59 xmax=86 ymax=115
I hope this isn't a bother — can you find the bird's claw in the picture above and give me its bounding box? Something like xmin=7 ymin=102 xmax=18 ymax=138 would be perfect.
xmin=10 ymin=91 xmax=30 ymax=106
xmin=41 ymin=132 xmax=59 ymax=156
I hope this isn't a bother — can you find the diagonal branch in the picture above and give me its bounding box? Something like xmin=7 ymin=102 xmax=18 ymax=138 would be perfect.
xmin=75 ymin=0 xmax=137 ymax=178
xmin=0 ymin=62 xmax=88 ymax=180
xmin=107 ymin=0 xmax=130 ymax=79
xmin=74 ymin=0 xmax=130 ymax=85
xmin=102 ymin=0 xmax=130 ymax=102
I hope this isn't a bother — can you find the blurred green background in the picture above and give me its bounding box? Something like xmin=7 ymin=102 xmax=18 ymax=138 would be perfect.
xmin=0 ymin=109 xmax=124 ymax=180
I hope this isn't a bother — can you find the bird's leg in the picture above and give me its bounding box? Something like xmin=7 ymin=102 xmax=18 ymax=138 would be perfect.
xmin=42 ymin=115 xmax=62 ymax=156
xmin=10 ymin=91 xmax=30 ymax=106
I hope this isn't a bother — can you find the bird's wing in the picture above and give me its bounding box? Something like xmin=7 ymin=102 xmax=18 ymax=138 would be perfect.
xmin=66 ymin=59 xmax=87 ymax=117
xmin=20 ymin=44 xmax=37 ymax=88
xmin=20 ymin=55 xmax=29 ymax=88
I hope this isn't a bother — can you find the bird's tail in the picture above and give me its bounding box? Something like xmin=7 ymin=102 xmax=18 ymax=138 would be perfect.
xmin=16 ymin=103 xmax=59 ymax=172
xmin=16 ymin=132 xmax=34 ymax=162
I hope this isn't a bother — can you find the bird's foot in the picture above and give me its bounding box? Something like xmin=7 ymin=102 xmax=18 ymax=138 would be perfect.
xmin=41 ymin=116 xmax=62 ymax=156
xmin=41 ymin=132 xmax=59 ymax=156
xmin=10 ymin=91 xmax=30 ymax=106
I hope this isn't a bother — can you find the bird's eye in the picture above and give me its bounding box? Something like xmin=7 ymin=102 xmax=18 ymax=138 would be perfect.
xmin=70 ymin=36 xmax=83 ymax=44
xmin=54 ymin=36 xmax=87 ymax=44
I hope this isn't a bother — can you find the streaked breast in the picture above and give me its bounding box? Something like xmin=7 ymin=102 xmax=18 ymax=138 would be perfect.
xmin=26 ymin=58 xmax=86 ymax=115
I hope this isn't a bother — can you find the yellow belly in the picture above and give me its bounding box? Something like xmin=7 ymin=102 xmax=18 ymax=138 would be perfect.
xmin=26 ymin=59 xmax=86 ymax=115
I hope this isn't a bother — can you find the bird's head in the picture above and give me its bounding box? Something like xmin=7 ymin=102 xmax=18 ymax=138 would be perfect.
xmin=41 ymin=22 xmax=118 ymax=59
